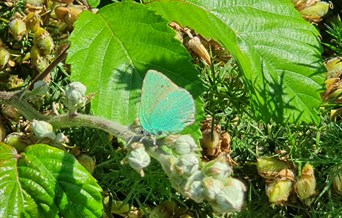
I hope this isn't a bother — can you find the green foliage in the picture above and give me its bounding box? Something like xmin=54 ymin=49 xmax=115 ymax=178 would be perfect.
xmin=0 ymin=0 xmax=335 ymax=216
xmin=0 ymin=143 xmax=103 ymax=218
xmin=146 ymin=0 xmax=325 ymax=125
xmin=325 ymin=16 xmax=342 ymax=56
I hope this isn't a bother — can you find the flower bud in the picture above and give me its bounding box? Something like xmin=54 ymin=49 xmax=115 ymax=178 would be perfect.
xmin=162 ymin=134 xmax=199 ymax=155
xmin=174 ymin=153 xmax=199 ymax=176
xmin=31 ymin=80 xmax=49 ymax=96
xmin=0 ymin=45 xmax=10 ymax=70
xmin=65 ymin=82 xmax=87 ymax=111
xmin=127 ymin=146 xmax=151 ymax=176
xmin=256 ymin=157 xmax=288 ymax=180
xmin=202 ymin=177 xmax=224 ymax=201
xmin=9 ymin=18 xmax=27 ymax=41
xmin=183 ymin=171 xmax=205 ymax=203
xmin=202 ymin=154 xmax=233 ymax=179
xmin=77 ymin=153 xmax=96 ymax=174
xmin=55 ymin=132 xmax=69 ymax=144
xmin=294 ymin=163 xmax=316 ymax=203
xmin=32 ymin=119 xmax=56 ymax=140
xmin=210 ymin=178 xmax=246 ymax=213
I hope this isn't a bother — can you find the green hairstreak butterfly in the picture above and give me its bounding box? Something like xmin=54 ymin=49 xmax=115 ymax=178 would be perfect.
xmin=139 ymin=70 xmax=195 ymax=136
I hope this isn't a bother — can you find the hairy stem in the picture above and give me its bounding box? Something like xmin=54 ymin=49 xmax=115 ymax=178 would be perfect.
xmin=0 ymin=90 xmax=137 ymax=142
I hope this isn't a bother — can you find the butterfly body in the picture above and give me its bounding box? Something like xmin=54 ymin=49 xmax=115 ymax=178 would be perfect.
xmin=139 ymin=70 xmax=195 ymax=136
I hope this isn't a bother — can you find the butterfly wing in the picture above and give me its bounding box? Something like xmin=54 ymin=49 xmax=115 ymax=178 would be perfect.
xmin=139 ymin=70 xmax=195 ymax=135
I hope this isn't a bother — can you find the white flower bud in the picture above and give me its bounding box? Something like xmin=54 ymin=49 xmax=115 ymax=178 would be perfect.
xmin=127 ymin=146 xmax=151 ymax=175
xmin=202 ymin=154 xmax=233 ymax=179
xmin=65 ymin=82 xmax=87 ymax=111
xmin=32 ymin=119 xmax=56 ymax=140
xmin=210 ymin=178 xmax=246 ymax=213
xmin=174 ymin=153 xmax=199 ymax=176
xmin=183 ymin=171 xmax=205 ymax=203
xmin=31 ymin=80 xmax=49 ymax=96
xmin=202 ymin=177 xmax=224 ymax=201
xmin=162 ymin=134 xmax=199 ymax=155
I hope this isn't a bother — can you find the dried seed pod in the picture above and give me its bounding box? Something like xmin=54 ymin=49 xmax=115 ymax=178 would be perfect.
xmin=1 ymin=105 xmax=20 ymax=121
xmin=266 ymin=169 xmax=294 ymax=205
xmin=0 ymin=122 xmax=6 ymax=141
xmin=77 ymin=153 xmax=96 ymax=174
xmin=256 ymin=157 xmax=289 ymax=180
xmin=55 ymin=5 xmax=86 ymax=28
xmin=186 ymin=36 xmax=211 ymax=66
xmin=0 ymin=45 xmax=10 ymax=70
xmin=9 ymin=17 xmax=27 ymax=41
xmin=6 ymin=75 xmax=24 ymax=89
xmin=25 ymin=12 xmax=42 ymax=33
xmin=30 ymin=45 xmax=49 ymax=71
xmin=325 ymin=57 xmax=342 ymax=78
xmin=34 ymin=27 xmax=54 ymax=55
xmin=294 ymin=163 xmax=316 ymax=205
xmin=3 ymin=132 xmax=32 ymax=152
xmin=332 ymin=165 xmax=342 ymax=195
xmin=25 ymin=0 xmax=45 ymax=7
xmin=300 ymin=1 xmax=332 ymax=23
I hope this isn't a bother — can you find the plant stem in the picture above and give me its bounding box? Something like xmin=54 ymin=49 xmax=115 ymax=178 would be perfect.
xmin=48 ymin=113 xmax=136 ymax=142
xmin=0 ymin=90 xmax=137 ymax=142
xmin=0 ymin=91 xmax=46 ymax=120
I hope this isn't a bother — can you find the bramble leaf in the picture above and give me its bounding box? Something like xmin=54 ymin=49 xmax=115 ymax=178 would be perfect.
xmin=0 ymin=143 xmax=103 ymax=218
xmin=147 ymin=0 xmax=325 ymax=125
xmin=67 ymin=2 xmax=203 ymax=136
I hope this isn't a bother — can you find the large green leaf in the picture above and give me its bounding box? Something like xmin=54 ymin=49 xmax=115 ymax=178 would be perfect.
xmin=147 ymin=0 xmax=325 ymax=124
xmin=67 ymin=2 xmax=203 ymax=134
xmin=0 ymin=143 xmax=103 ymax=218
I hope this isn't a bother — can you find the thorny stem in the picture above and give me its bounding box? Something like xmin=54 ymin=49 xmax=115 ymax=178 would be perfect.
xmin=0 ymin=90 xmax=137 ymax=142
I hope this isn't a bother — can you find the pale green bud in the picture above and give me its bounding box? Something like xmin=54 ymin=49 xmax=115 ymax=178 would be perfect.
xmin=32 ymin=119 xmax=56 ymax=140
xmin=202 ymin=154 xmax=233 ymax=179
xmin=31 ymin=80 xmax=49 ymax=96
xmin=127 ymin=146 xmax=151 ymax=176
xmin=65 ymin=82 xmax=87 ymax=111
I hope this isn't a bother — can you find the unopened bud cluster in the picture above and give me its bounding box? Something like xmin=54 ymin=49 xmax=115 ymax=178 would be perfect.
xmin=151 ymin=135 xmax=246 ymax=213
